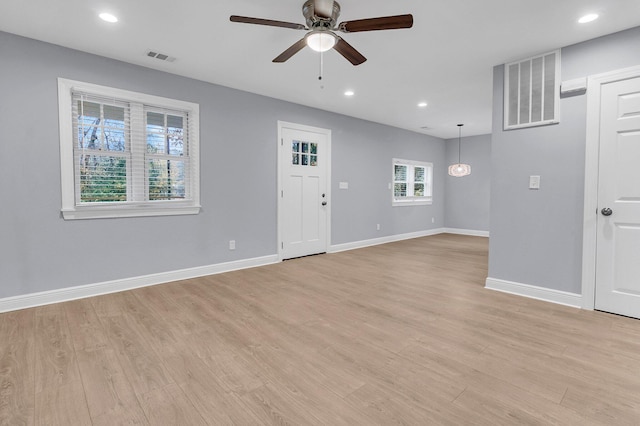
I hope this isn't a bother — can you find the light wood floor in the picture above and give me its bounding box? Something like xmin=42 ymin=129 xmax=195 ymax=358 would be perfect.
xmin=2 ymin=234 xmax=640 ymax=425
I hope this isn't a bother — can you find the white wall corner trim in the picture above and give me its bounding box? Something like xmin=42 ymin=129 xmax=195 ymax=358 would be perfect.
xmin=485 ymin=277 xmax=582 ymax=308
xmin=0 ymin=255 xmax=279 ymax=313
xmin=444 ymin=228 xmax=490 ymax=237
xmin=329 ymin=228 xmax=446 ymax=253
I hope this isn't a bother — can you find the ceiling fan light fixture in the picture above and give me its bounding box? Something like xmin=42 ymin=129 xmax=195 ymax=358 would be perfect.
xmin=306 ymin=31 xmax=336 ymax=52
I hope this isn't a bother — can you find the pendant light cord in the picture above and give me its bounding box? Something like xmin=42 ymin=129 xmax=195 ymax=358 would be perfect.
xmin=457 ymin=124 xmax=463 ymax=164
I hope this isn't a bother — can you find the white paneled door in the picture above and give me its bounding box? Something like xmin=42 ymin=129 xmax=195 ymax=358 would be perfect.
xmin=595 ymin=75 xmax=640 ymax=319
xmin=278 ymin=122 xmax=330 ymax=260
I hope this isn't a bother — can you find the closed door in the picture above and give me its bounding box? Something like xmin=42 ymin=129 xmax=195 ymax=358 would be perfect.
xmin=278 ymin=122 xmax=330 ymax=260
xmin=595 ymin=76 xmax=640 ymax=319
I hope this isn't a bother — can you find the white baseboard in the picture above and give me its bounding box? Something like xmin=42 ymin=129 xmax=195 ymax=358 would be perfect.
xmin=485 ymin=277 xmax=582 ymax=308
xmin=1 ymin=228 xmax=492 ymax=313
xmin=444 ymin=228 xmax=490 ymax=237
xmin=0 ymin=255 xmax=279 ymax=313
xmin=329 ymin=228 xmax=446 ymax=253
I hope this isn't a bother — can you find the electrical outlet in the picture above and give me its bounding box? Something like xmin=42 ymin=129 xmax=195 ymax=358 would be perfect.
xmin=376 ymin=224 xmax=381 ymax=231
xmin=229 ymin=240 xmax=236 ymax=250
xmin=432 ymin=217 xmax=435 ymax=224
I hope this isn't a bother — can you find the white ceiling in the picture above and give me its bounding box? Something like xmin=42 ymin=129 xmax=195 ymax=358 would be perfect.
xmin=2 ymin=0 xmax=640 ymax=139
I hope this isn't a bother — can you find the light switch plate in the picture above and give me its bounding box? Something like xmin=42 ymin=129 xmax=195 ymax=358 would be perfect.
xmin=529 ymin=175 xmax=541 ymax=190
xmin=339 ymin=182 xmax=349 ymax=190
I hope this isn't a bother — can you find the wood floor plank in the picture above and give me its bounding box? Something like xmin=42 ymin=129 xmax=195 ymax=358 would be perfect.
xmin=131 ymin=284 xmax=200 ymax=337
xmin=65 ymin=298 xmax=148 ymax=424
xmin=0 ymin=310 xmax=35 ymax=426
xmin=172 ymin=351 xmax=263 ymax=425
xmin=74 ymin=348 xmax=148 ymax=425
xmin=138 ymin=384 xmax=207 ymax=426
xmin=241 ymin=383 xmax=326 ymax=425
xmin=2 ymin=234 xmax=640 ymax=424
xmin=64 ymin=299 xmax=110 ymax=352
xmin=561 ymin=383 xmax=640 ymax=425
xmin=237 ymin=344 xmax=369 ymax=425
xmin=98 ymin=313 xmax=175 ymax=396
xmin=33 ymin=305 xmax=92 ymax=425
xmin=344 ymin=383 xmax=466 ymax=425
xmin=453 ymin=381 xmax=600 ymax=426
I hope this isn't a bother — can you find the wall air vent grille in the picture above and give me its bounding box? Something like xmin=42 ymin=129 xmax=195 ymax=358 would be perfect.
xmin=504 ymin=50 xmax=560 ymax=130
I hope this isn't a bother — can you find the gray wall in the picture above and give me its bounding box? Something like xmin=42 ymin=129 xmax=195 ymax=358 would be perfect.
xmin=0 ymin=31 xmax=445 ymax=299
xmin=444 ymin=134 xmax=491 ymax=232
xmin=489 ymin=26 xmax=640 ymax=294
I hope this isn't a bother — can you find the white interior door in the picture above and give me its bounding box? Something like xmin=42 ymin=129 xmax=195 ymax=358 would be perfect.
xmin=595 ymin=75 xmax=640 ymax=319
xmin=278 ymin=122 xmax=330 ymax=260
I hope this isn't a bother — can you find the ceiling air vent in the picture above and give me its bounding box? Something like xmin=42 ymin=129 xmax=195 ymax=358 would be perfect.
xmin=146 ymin=50 xmax=176 ymax=62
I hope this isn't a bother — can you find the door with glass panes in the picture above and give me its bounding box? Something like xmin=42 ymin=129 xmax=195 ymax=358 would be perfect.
xmin=278 ymin=122 xmax=330 ymax=260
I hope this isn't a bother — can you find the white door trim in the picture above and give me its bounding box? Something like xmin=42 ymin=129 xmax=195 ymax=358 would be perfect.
xmin=277 ymin=121 xmax=332 ymax=261
xmin=581 ymin=64 xmax=640 ymax=310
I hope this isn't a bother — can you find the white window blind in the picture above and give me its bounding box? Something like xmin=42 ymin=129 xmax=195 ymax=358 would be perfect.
xmin=73 ymin=93 xmax=131 ymax=203
xmin=145 ymin=109 xmax=190 ymax=201
xmin=392 ymin=158 xmax=433 ymax=206
xmin=504 ymin=50 xmax=560 ymax=130
xmin=59 ymin=78 xmax=200 ymax=219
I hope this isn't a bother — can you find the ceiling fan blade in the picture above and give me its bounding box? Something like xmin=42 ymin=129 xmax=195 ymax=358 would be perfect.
xmin=273 ymin=38 xmax=308 ymax=63
xmin=333 ymin=37 xmax=367 ymax=66
xmin=313 ymin=0 xmax=335 ymax=18
xmin=338 ymin=14 xmax=413 ymax=33
xmin=230 ymin=15 xmax=306 ymax=30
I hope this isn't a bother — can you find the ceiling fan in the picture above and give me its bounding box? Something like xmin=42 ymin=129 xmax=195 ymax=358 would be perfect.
xmin=230 ymin=0 xmax=413 ymax=66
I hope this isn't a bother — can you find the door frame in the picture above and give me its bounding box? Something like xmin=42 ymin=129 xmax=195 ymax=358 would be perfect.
xmin=277 ymin=120 xmax=332 ymax=261
xmin=581 ymin=64 xmax=640 ymax=310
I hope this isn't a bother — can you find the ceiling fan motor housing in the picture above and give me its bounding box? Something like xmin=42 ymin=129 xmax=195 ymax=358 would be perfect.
xmin=303 ymin=0 xmax=341 ymax=29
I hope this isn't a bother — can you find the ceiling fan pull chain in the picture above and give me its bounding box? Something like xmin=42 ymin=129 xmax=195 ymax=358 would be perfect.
xmin=319 ymin=50 xmax=324 ymax=81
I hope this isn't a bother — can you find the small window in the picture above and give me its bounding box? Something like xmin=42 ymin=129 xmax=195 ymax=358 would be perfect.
xmin=58 ymin=78 xmax=200 ymax=219
xmin=392 ymin=159 xmax=433 ymax=206
xmin=292 ymin=140 xmax=318 ymax=167
xmin=504 ymin=50 xmax=560 ymax=130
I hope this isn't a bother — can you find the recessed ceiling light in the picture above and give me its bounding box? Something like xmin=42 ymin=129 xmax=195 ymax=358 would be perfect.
xmin=578 ymin=13 xmax=599 ymax=24
xmin=418 ymin=102 xmax=428 ymax=108
xmin=344 ymin=90 xmax=355 ymax=97
xmin=99 ymin=13 xmax=118 ymax=23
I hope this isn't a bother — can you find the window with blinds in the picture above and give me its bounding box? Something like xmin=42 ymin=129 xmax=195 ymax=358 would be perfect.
xmin=392 ymin=158 xmax=433 ymax=206
xmin=504 ymin=50 xmax=560 ymax=130
xmin=58 ymin=78 xmax=200 ymax=219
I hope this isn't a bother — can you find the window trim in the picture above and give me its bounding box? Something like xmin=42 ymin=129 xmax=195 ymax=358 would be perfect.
xmin=392 ymin=158 xmax=433 ymax=206
xmin=58 ymin=78 xmax=200 ymax=219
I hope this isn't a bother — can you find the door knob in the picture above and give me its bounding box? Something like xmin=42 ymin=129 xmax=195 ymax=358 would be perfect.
xmin=322 ymin=201 xmax=327 ymax=206
xmin=601 ymin=207 xmax=613 ymax=216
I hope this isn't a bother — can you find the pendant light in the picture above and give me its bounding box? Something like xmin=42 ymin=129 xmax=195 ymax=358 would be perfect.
xmin=448 ymin=124 xmax=471 ymax=177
